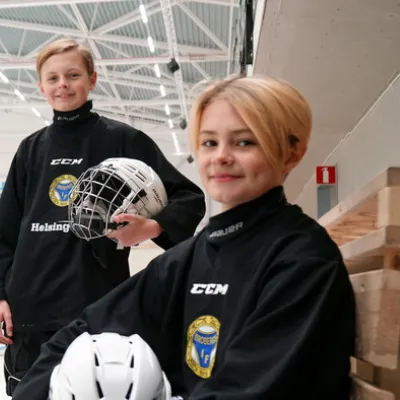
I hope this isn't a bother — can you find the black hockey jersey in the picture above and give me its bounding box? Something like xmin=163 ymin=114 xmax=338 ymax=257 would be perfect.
xmin=12 ymin=186 xmax=355 ymax=400
xmin=0 ymin=101 xmax=205 ymax=331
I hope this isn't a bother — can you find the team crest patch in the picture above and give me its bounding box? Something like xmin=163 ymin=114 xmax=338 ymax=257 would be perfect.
xmin=49 ymin=174 xmax=78 ymax=207
xmin=186 ymin=315 xmax=220 ymax=379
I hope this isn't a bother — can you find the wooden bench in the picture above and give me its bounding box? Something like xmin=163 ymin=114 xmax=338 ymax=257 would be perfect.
xmin=318 ymin=167 xmax=400 ymax=399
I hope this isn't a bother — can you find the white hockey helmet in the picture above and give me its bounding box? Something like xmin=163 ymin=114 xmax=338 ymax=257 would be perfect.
xmin=68 ymin=158 xmax=168 ymax=241
xmin=49 ymin=332 xmax=172 ymax=400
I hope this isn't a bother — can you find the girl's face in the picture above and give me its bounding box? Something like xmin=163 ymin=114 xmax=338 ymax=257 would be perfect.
xmin=197 ymin=100 xmax=283 ymax=210
xmin=39 ymin=50 xmax=96 ymax=112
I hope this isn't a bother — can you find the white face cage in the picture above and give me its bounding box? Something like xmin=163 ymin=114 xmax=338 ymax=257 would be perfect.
xmin=68 ymin=158 xmax=168 ymax=241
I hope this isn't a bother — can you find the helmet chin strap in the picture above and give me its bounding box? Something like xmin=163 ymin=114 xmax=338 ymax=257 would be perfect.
xmin=110 ymin=206 xmax=130 ymax=250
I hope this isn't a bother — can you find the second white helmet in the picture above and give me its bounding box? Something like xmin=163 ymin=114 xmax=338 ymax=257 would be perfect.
xmin=49 ymin=332 xmax=171 ymax=400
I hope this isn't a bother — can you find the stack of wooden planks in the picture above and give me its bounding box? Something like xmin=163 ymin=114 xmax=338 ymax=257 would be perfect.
xmin=318 ymin=167 xmax=400 ymax=399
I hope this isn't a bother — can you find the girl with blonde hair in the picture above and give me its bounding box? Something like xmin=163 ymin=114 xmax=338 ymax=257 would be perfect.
xmin=14 ymin=75 xmax=355 ymax=400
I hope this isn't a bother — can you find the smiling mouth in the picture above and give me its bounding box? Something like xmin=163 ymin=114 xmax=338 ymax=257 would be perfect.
xmin=211 ymin=175 xmax=241 ymax=182
xmin=57 ymin=94 xmax=74 ymax=99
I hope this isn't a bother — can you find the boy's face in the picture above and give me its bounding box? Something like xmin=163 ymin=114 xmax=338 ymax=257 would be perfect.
xmin=197 ymin=100 xmax=283 ymax=211
xmin=39 ymin=50 xmax=96 ymax=112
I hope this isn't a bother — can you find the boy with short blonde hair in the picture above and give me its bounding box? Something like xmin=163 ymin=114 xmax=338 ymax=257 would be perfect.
xmin=0 ymin=38 xmax=205 ymax=396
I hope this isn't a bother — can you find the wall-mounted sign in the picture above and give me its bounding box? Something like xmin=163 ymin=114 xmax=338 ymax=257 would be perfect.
xmin=316 ymin=165 xmax=336 ymax=185
xmin=316 ymin=165 xmax=338 ymax=218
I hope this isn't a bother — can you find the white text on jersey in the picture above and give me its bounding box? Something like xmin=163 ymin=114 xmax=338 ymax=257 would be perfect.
xmin=50 ymin=158 xmax=83 ymax=166
xmin=209 ymin=222 xmax=243 ymax=238
xmin=31 ymin=222 xmax=70 ymax=233
xmin=190 ymin=283 xmax=229 ymax=295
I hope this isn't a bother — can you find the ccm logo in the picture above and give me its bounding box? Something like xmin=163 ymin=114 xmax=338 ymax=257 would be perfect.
xmin=190 ymin=283 xmax=229 ymax=295
xmin=51 ymin=158 xmax=83 ymax=166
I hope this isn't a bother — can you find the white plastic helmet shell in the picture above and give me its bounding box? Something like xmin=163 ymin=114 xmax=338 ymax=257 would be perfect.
xmin=49 ymin=332 xmax=171 ymax=400
xmin=68 ymin=158 xmax=168 ymax=241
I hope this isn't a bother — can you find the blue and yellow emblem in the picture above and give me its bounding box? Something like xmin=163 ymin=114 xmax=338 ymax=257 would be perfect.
xmin=186 ymin=315 xmax=220 ymax=379
xmin=49 ymin=174 xmax=78 ymax=207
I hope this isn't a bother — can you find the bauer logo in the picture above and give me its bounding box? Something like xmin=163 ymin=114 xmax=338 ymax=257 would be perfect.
xmin=209 ymin=222 xmax=243 ymax=238
xmin=56 ymin=114 xmax=80 ymax=122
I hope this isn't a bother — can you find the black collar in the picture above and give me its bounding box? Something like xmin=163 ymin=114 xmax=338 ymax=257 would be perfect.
xmin=53 ymin=100 xmax=94 ymax=126
xmin=206 ymin=186 xmax=288 ymax=246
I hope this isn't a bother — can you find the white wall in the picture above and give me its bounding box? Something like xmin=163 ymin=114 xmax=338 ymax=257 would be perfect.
xmin=0 ymin=109 xmax=48 ymax=176
xmin=129 ymin=244 xmax=165 ymax=275
xmin=252 ymin=0 xmax=267 ymax=70
xmin=295 ymin=72 xmax=400 ymax=218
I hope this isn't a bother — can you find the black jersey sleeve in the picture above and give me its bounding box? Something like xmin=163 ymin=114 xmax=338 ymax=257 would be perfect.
xmin=0 ymin=144 xmax=27 ymax=300
xmin=12 ymin=257 xmax=166 ymax=400
xmin=189 ymin=239 xmax=355 ymax=399
xmin=127 ymin=130 xmax=205 ymax=249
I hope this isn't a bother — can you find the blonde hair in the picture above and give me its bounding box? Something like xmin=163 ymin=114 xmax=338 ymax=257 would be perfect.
xmin=188 ymin=74 xmax=312 ymax=171
xmin=36 ymin=38 xmax=95 ymax=79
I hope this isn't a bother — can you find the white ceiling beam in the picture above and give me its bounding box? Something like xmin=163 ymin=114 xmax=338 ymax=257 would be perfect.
xmin=17 ymin=29 xmax=27 ymax=57
xmin=0 ymin=0 xmax=237 ymax=8
xmin=70 ymin=4 xmax=87 ymax=34
xmin=106 ymin=70 xmax=190 ymax=88
xmin=95 ymin=34 xmax=217 ymax=55
xmin=0 ymin=0 xmax=132 ymax=7
xmin=0 ymin=18 xmax=222 ymax=54
xmin=191 ymin=62 xmax=211 ymax=80
xmin=0 ymin=99 xmax=182 ymax=109
xmin=98 ymin=72 xmax=182 ymax=91
xmin=56 ymin=4 xmax=79 ymax=27
xmin=88 ymin=2 xmax=100 ymax=32
xmin=160 ymin=0 xmax=188 ymax=122
xmin=0 ymin=39 xmax=10 ymax=55
xmin=0 ymin=54 xmax=229 ymax=70
xmin=0 ymin=18 xmax=84 ymax=35
xmin=178 ymin=3 xmax=228 ymax=52
xmin=97 ymin=41 xmax=130 ymax=58
xmin=94 ymin=0 xmax=231 ymax=36
xmin=95 ymin=106 xmax=170 ymax=124
xmin=92 ymin=0 xmax=161 ymax=36
xmin=226 ymin=0 xmax=235 ymax=75
xmin=97 ymin=75 xmax=173 ymax=93
xmin=25 ymin=33 xmax=59 ymax=58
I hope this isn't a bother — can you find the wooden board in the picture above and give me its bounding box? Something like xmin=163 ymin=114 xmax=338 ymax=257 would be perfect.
xmin=341 ymin=226 xmax=400 ymax=274
xmin=318 ymin=167 xmax=400 ymax=247
xmin=316 ymin=168 xmax=400 ymax=398
xmin=351 ymin=269 xmax=400 ymax=369
xmin=352 ymin=376 xmax=395 ymax=400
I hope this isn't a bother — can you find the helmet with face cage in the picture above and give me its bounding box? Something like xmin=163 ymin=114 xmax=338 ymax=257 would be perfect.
xmin=68 ymin=158 xmax=168 ymax=241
